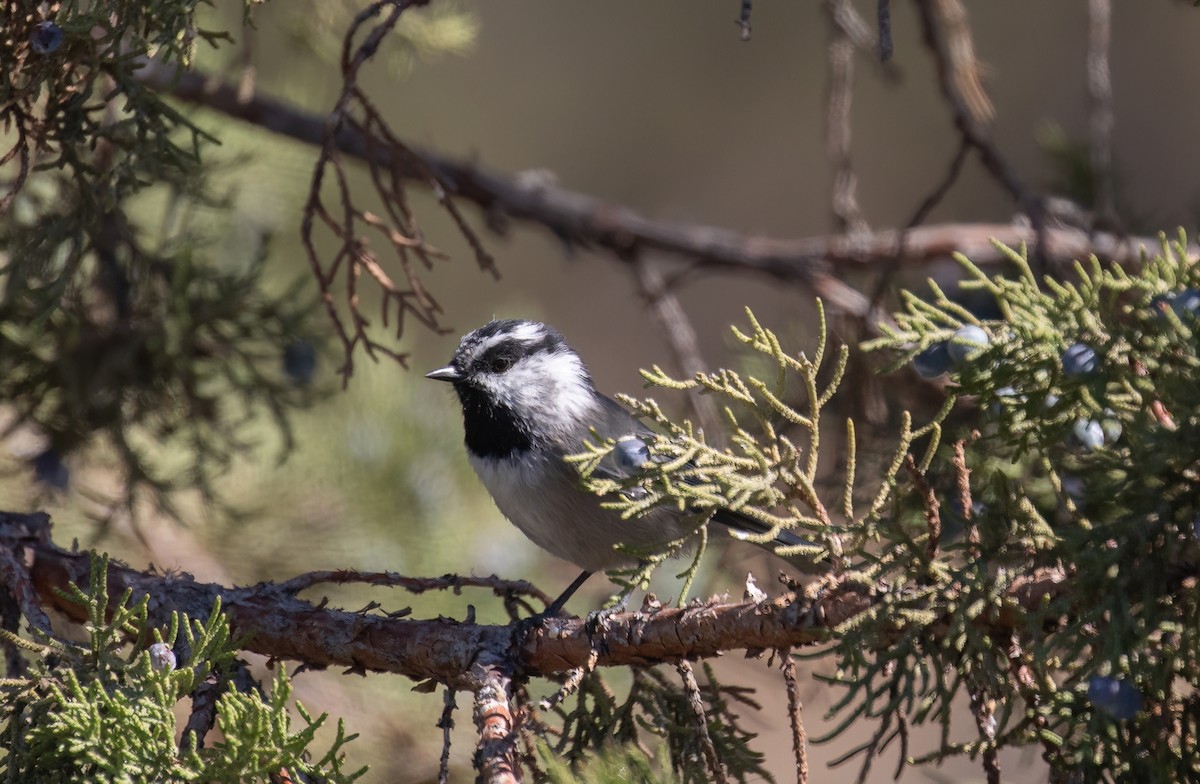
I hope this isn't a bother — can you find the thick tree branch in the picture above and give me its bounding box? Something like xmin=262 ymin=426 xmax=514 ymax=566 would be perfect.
xmin=3 ymin=511 xmax=1072 ymax=692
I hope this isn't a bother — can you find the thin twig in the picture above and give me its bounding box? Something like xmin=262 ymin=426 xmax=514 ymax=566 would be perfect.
xmin=869 ymin=135 xmax=971 ymax=308
xmin=825 ymin=0 xmax=897 ymax=69
xmin=437 ymin=687 xmax=457 ymax=784
xmin=877 ymin=0 xmax=893 ymax=61
xmin=0 ymin=546 xmax=52 ymax=635
xmin=913 ymin=0 xmax=1049 ymax=268
xmin=276 ymin=569 xmax=553 ymax=609
xmin=952 ymin=436 xmax=978 ymax=558
xmin=633 ymin=257 xmax=723 ymax=437
xmin=912 ymin=0 xmax=1024 ymax=202
xmin=781 ymin=650 xmax=810 ymax=784
xmin=825 ymin=0 xmax=868 ymax=235
xmin=677 ymin=660 xmax=729 ymax=784
xmin=296 ymin=0 xmax=491 ymax=381
xmin=737 ymin=0 xmax=752 ymax=41
xmin=1086 ymin=0 xmax=1117 ymax=226
xmin=903 ymin=453 xmax=941 ymax=561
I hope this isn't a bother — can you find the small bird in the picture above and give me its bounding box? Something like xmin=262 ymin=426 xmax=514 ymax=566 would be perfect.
xmin=427 ymin=319 xmax=809 ymax=610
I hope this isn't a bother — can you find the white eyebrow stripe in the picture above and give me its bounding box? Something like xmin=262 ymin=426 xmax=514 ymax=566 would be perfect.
xmin=468 ymin=322 xmax=548 ymax=359
xmin=507 ymin=321 xmax=546 ymax=344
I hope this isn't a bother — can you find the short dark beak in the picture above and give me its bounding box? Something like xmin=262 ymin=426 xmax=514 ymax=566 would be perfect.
xmin=425 ymin=366 xmax=463 ymax=383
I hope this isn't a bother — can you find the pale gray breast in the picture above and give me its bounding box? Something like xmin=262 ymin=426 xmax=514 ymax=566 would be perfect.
xmin=469 ymin=448 xmax=694 ymax=572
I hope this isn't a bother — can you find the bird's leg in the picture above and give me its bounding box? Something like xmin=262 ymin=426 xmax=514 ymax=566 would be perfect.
xmin=515 ymin=570 xmax=594 ymax=645
xmin=545 ymin=570 xmax=593 ymax=616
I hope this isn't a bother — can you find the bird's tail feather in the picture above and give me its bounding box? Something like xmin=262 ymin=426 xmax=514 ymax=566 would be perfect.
xmin=710 ymin=508 xmax=824 ymax=557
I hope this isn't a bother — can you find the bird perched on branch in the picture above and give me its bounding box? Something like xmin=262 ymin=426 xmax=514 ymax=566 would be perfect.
xmin=427 ymin=319 xmax=810 ymax=612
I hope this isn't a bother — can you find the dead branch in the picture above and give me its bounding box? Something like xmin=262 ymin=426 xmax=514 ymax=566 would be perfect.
xmin=781 ymin=651 xmax=810 ymax=784
xmin=678 ymin=659 xmax=729 ymax=784
xmin=130 ymin=60 xmax=1176 ymax=329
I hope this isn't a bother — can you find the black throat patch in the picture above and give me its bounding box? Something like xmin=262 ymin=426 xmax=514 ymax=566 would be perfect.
xmin=455 ymin=383 xmax=533 ymax=458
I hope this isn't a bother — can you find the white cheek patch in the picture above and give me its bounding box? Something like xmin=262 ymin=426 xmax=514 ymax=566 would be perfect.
xmin=484 ymin=350 xmax=597 ymax=434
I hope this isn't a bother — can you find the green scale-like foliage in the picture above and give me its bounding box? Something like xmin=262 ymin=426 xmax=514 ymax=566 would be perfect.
xmin=855 ymin=235 xmax=1200 ymax=781
xmin=572 ymin=304 xmax=952 ymax=605
xmin=0 ymin=0 xmax=321 ymax=520
xmin=570 ymin=236 xmax=1199 ymax=782
xmin=0 ymin=555 xmax=364 ymax=783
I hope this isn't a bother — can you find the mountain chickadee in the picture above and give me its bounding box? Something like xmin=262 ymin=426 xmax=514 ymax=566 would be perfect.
xmin=427 ymin=319 xmax=808 ymax=610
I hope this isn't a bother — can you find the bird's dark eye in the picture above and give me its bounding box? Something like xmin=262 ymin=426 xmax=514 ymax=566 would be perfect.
xmin=487 ymin=354 xmax=515 ymax=374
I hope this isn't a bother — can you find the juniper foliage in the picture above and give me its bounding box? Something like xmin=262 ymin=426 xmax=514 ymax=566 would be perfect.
xmin=0 ymin=554 xmax=364 ymax=783
xmin=575 ymin=244 xmax=1199 ymax=782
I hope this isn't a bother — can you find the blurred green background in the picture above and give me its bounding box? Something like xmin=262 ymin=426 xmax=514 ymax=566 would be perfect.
xmin=5 ymin=1 xmax=1200 ymax=780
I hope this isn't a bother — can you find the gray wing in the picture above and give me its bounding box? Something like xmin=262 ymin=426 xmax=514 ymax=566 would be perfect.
xmin=588 ymin=395 xmax=814 ymax=552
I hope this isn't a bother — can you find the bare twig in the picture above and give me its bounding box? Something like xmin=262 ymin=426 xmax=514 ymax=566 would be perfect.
xmin=297 ymin=0 xmax=494 ymax=381
xmin=869 ymin=135 xmax=971 ymax=308
xmin=952 ymin=436 xmax=979 ymax=557
xmin=825 ymin=0 xmax=868 ymax=235
xmin=1087 ymin=0 xmax=1116 ymax=225
xmin=969 ymin=687 xmax=1000 ymax=784
xmin=276 ymin=569 xmax=553 ymax=610
xmin=677 ymin=660 xmax=729 ymax=784
xmin=914 ymin=0 xmax=1050 ymax=268
xmin=902 ymin=136 xmax=972 ymax=241
xmin=827 ymin=0 xmax=897 ymax=67
xmin=438 ymin=687 xmax=458 ymax=784
xmin=737 ymin=0 xmax=753 ymax=41
xmin=920 ymin=0 xmax=993 ymax=126
xmin=0 ymin=545 xmax=52 ymax=635
xmin=877 ymin=0 xmax=893 ymax=61
xmin=913 ymin=0 xmax=1027 ymax=200
xmin=781 ymin=651 xmax=810 ymax=784
xmin=903 ymin=453 xmax=941 ymax=561
xmin=633 ymin=257 xmax=723 ymax=437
